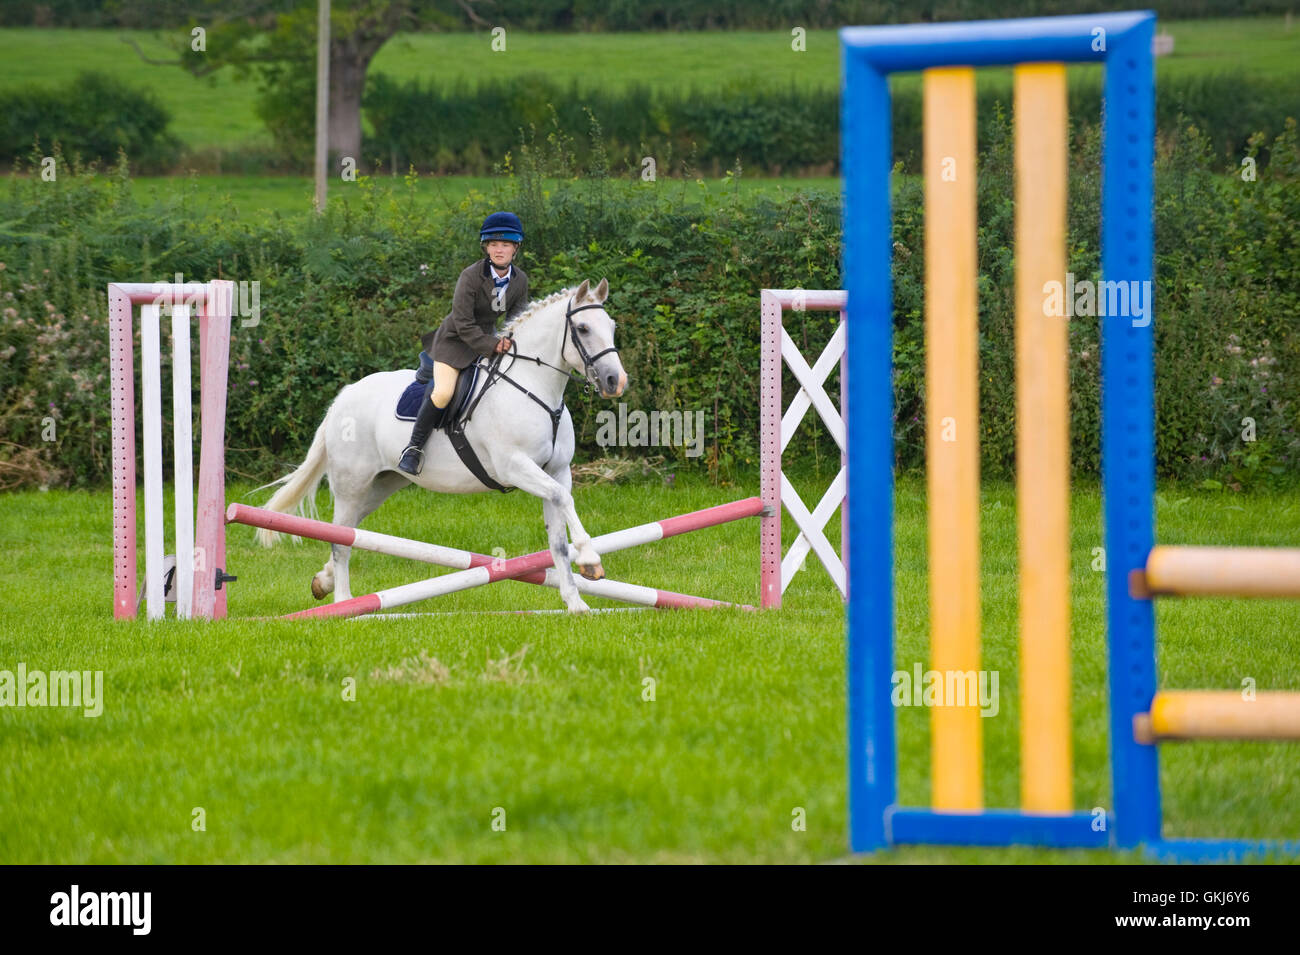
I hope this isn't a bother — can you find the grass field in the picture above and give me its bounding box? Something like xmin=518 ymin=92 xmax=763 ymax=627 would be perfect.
xmin=2 ymin=472 xmax=1297 ymax=863
xmin=2 ymin=17 xmax=1296 ymax=152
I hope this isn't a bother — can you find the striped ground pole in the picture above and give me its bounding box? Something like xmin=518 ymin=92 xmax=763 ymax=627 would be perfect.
xmin=225 ymin=497 xmax=765 ymax=619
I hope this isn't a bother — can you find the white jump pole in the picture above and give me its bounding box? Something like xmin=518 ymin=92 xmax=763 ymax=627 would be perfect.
xmin=140 ymin=304 xmax=165 ymax=619
xmin=225 ymin=497 xmax=765 ymax=620
xmin=229 ymin=502 xmax=730 ymax=610
xmin=172 ymin=303 xmax=194 ymax=618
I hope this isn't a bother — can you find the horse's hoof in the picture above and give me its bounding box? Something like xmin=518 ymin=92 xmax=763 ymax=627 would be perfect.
xmin=566 ymin=599 xmax=591 ymax=614
xmin=579 ymin=563 xmax=605 ymax=581
xmin=311 ymin=576 xmax=329 ymax=600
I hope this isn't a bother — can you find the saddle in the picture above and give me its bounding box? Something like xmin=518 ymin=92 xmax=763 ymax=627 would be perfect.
xmin=393 ymin=360 xmax=511 ymax=492
xmin=394 ymin=361 xmax=481 ymax=427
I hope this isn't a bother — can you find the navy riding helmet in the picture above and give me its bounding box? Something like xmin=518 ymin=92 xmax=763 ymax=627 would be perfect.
xmin=480 ymin=211 xmax=524 ymax=244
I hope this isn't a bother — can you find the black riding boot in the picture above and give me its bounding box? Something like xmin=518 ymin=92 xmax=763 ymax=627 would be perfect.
xmin=397 ymin=399 xmax=446 ymax=475
xmin=415 ymin=350 xmax=435 ymax=384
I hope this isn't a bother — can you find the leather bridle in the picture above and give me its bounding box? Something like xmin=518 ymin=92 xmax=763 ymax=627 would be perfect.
xmin=561 ymin=297 xmax=619 ymax=385
xmin=498 ymin=296 xmax=619 ymax=392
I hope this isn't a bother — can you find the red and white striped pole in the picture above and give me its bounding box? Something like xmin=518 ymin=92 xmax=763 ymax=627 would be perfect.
xmin=226 ymin=497 xmax=765 ymax=619
xmin=229 ymin=502 xmax=737 ymax=610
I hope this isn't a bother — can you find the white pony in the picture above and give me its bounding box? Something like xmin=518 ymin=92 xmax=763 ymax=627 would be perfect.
xmin=255 ymin=278 xmax=627 ymax=613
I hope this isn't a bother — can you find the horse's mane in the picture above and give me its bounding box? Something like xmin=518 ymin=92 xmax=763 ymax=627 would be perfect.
xmin=502 ymin=287 xmax=576 ymax=334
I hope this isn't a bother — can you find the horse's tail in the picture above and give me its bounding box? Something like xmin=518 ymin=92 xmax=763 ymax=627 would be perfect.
xmin=255 ymin=416 xmax=330 ymax=547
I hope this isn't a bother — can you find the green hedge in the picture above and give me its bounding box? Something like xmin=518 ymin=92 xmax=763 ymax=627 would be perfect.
xmin=362 ymin=74 xmax=838 ymax=177
xmin=1 ymin=67 xmax=1293 ymax=179
xmin=1 ymin=118 xmax=1297 ymax=491
xmin=0 ymin=72 xmax=180 ymax=173
xmin=361 ymin=71 xmax=1299 ymax=176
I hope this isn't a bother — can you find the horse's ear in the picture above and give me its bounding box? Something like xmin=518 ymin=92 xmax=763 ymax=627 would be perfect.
xmin=574 ymin=279 xmax=590 ymax=302
xmin=593 ymin=278 xmax=608 ymax=303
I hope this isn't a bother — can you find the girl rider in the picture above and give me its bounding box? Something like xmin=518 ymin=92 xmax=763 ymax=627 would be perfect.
xmin=398 ymin=212 xmax=528 ymax=475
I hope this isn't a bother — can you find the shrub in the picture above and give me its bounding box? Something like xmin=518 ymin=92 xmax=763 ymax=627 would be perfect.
xmin=0 ymin=72 xmax=180 ymax=172
xmin=0 ymin=119 xmax=1296 ymax=490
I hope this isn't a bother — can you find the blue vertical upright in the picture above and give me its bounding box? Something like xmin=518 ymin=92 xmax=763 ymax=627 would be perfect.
xmin=841 ymin=34 xmax=898 ymax=854
xmin=1099 ymin=14 xmax=1161 ymax=849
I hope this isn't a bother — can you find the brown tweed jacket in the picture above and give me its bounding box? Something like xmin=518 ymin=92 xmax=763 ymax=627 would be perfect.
xmin=422 ymin=258 xmax=530 ymax=368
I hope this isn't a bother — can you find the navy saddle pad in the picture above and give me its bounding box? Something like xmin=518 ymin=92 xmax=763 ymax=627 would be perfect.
xmin=395 ymin=378 xmax=433 ymax=421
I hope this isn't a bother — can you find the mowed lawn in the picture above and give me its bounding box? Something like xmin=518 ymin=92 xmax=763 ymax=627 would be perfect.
xmin=1 ymin=473 xmax=1297 ymax=863
xmin=1 ymin=17 xmax=1297 ymax=152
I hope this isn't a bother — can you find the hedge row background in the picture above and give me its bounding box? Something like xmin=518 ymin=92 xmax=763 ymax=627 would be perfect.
xmin=6 ymin=68 xmax=1298 ymax=178
xmin=363 ymin=69 xmax=1300 ymax=177
xmin=1 ymin=115 xmax=1297 ymax=490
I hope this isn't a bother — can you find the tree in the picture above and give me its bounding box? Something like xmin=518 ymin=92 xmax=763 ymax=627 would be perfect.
xmin=121 ymin=0 xmax=488 ymax=170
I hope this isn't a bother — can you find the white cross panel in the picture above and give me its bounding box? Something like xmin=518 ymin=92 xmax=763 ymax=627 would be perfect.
xmin=781 ymin=323 xmax=846 ymax=455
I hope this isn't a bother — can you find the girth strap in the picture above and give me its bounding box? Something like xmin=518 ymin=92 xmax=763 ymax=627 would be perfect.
xmin=446 ymin=422 xmax=513 ymax=494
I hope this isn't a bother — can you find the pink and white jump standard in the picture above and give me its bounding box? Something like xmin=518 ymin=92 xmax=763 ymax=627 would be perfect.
xmin=759 ymin=289 xmax=848 ymax=608
xmin=226 ymin=498 xmax=765 ymax=619
xmin=110 ymin=281 xmax=234 ymax=621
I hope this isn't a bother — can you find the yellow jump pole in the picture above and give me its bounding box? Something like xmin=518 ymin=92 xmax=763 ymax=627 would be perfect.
xmin=1014 ymin=63 xmax=1072 ymax=814
xmin=1134 ymin=691 xmax=1300 ymax=743
xmin=924 ymin=67 xmax=982 ymax=811
xmin=1133 ymin=546 xmax=1300 ymax=598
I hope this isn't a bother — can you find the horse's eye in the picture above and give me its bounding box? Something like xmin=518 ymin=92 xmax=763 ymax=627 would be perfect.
xmin=578 ymin=325 xmax=589 ymax=334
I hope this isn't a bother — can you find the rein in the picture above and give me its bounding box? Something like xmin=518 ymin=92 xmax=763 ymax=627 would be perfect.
xmin=496 ymin=297 xmax=616 ymax=390
xmin=456 ymin=296 xmax=617 ymax=447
